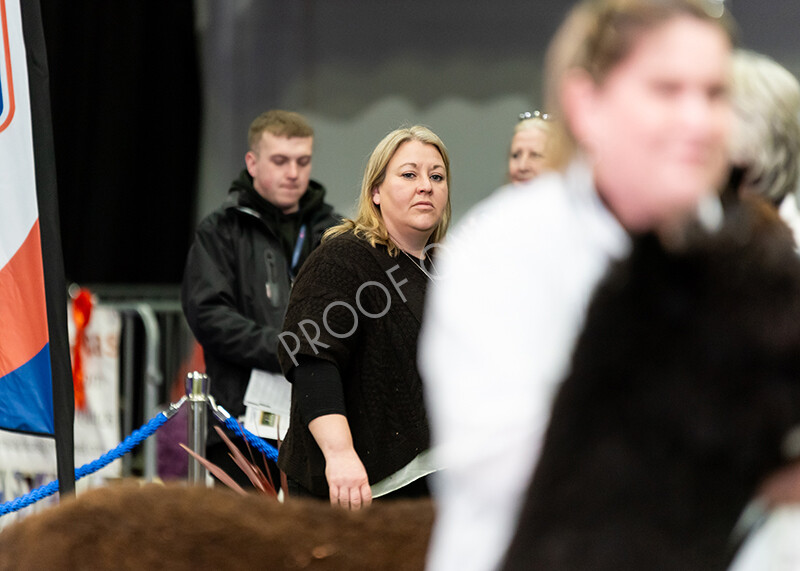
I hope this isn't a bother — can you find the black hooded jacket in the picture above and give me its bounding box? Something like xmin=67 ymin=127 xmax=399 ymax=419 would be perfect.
xmin=181 ymin=171 xmax=339 ymax=429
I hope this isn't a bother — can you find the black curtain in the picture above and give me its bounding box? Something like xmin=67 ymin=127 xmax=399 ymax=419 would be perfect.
xmin=39 ymin=1 xmax=201 ymax=284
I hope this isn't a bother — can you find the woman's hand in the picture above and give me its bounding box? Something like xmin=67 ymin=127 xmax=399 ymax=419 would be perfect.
xmin=324 ymin=447 xmax=372 ymax=509
xmin=308 ymin=414 xmax=373 ymax=510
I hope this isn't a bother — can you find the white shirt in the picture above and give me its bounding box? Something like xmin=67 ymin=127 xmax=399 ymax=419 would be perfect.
xmin=779 ymin=192 xmax=800 ymax=250
xmin=420 ymin=160 xmax=630 ymax=571
xmin=729 ymin=506 xmax=800 ymax=571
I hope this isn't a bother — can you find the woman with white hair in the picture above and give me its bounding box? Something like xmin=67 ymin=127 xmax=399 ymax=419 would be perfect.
xmin=508 ymin=111 xmax=552 ymax=185
xmin=726 ymin=49 xmax=800 ymax=243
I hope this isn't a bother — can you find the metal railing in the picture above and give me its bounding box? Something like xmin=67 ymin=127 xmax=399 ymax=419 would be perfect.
xmin=80 ymin=284 xmax=194 ymax=481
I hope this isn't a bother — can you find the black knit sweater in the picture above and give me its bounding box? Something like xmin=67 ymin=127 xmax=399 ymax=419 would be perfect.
xmin=277 ymin=232 xmax=431 ymax=496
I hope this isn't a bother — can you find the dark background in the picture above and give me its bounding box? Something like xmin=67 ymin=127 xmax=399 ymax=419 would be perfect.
xmin=40 ymin=1 xmax=200 ymax=285
xmin=38 ymin=1 xmax=800 ymax=286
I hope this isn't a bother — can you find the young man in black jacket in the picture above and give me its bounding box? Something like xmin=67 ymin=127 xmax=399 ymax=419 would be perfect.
xmin=181 ymin=110 xmax=339 ymax=487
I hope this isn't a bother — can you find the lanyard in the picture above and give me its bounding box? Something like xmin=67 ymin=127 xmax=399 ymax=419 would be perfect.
xmin=290 ymin=224 xmax=307 ymax=279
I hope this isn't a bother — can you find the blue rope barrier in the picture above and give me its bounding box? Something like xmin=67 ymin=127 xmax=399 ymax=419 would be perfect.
xmin=222 ymin=417 xmax=279 ymax=462
xmin=0 ymin=396 xmax=280 ymax=517
xmin=0 ymin=412 xmax=169 ymax=517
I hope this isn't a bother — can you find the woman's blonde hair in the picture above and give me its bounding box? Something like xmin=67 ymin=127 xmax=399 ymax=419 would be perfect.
xmin=729 ymin=49 xmax=800 ymax=204
xmin=543 ymin=0 xmax=735 ymax=170
xmin=325 ymin=125 xmax=452 ymax=256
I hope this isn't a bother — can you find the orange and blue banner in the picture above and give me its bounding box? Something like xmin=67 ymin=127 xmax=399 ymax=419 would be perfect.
xmin=0 ymin=0 xmax=56 ymax=436
xmin=0 ymin=0 xmax=75 ymax=495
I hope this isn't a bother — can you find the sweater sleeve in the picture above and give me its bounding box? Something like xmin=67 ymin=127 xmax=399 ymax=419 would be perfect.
xmin=291 ymin=356 xmax=347 ymax=426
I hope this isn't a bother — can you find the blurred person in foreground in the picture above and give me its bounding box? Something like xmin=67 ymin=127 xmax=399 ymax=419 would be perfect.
xmin=721 ymin=48 xmax=800 ymax=571
xmin=419 ymin=0 xmax=735 ymax=569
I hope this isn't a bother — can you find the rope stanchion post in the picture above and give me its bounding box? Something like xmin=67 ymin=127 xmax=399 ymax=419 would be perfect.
xmin=186 ymin=371 xmax=210 ymax=485
xmin=0 ymin=381 xmax=285 ymax=517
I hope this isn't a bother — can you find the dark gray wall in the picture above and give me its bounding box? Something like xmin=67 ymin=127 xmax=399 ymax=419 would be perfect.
xmin=195 ymin=0 xmax=800 ymax=223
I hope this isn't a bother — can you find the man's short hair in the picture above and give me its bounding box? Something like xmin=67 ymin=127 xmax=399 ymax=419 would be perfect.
xmin=248 ymin=110 xmax=314 ymax=150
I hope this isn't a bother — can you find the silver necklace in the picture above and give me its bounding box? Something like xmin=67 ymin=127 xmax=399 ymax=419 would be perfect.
xmin=400 ymin=249 xmax=438 ymax=281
